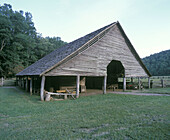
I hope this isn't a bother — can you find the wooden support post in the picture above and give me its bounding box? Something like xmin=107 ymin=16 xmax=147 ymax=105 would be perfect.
xmin=25 ymin=77 xmax=28 ymax=91
xmin=103 ymin=76 xmax=107 ymax=94
xmin=138 ymin=77 xmax=141 ymax=90
xmin=19 ymin=77 xmax=21 ymax=87
xmin=40 ymin=75 xmax=45 ymax=101
xmin=161 ymin=79 xmax=164 ymax=88
xmin=76 ymin=75 xmax=80 ymax=98
xmin=148 ymin=77 xmax=150 ymax=89
xmin=1 ymin=77 xmax=3 ymax=86
xmin=123 ymin=77 xmax=126 ymax=91
xmin=30 ymin=78 xmax=32 ymax=95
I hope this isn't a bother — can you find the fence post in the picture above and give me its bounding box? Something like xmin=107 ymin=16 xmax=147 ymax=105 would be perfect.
xmin=161 ymin=79 xmax=164 ymax=88
xmin=1 ymin=77 xmax=3 ymax=86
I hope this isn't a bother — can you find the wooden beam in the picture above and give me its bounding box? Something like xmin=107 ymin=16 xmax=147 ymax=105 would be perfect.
xmin=123 ymin=77 xmax=126 ymax=91
xmin=103 ymin=76 xmax=107 ymax=94
xmin=40 ymin=75 xmax=46 ymax=101
xmin=30 ymin=78 xmax=32 ymax=95
xmin=76 ymin=75 xmax=80 ymax=98
xmin=148 ymin=77 xmax=150 ymax=89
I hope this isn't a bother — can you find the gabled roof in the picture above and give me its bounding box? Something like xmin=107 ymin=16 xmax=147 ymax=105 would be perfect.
xmin=16 ymin=21 xmax=151 ymax=77
xmin=16 ymin=22 xmax=116 ymax=76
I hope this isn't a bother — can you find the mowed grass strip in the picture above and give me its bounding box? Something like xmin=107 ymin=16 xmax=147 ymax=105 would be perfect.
xmin=0 ymin=87 xmax=170 ymax=139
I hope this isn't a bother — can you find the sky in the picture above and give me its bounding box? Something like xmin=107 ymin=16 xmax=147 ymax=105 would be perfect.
xmin=1 ymin=0 xmax=170 ymax=58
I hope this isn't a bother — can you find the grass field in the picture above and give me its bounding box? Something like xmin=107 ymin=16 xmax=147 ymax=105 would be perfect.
xmin=128 ymin=87 xmax=170 ymax=94
xmin=0 ymin=87 xmax=170 ymax=139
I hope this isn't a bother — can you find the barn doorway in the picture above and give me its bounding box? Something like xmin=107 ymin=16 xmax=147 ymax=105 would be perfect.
xmin=107 ymin=60 xmax=124 ymax=89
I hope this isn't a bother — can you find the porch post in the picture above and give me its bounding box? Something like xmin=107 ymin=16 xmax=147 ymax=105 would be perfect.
xmin=123 ymin=77 xmax=126 ymax=91
xmin=103 ymin=75 xmax=107 ymax=94
xmin=138 ymin=77 xmax=141 ymax=90
xmin=30 ymin=78 xmax=32 ymax=95
xmin=40 ymin=75 xmax=46 ymax=101
xmin=148 ymin=77 xmax=150 ymax=89
xmin=76 ymin=75 xmax=80 ymax=98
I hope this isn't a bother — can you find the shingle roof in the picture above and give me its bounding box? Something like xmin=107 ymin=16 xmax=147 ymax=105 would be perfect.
xmin=16 ymin=22 xmax=115 ymax=76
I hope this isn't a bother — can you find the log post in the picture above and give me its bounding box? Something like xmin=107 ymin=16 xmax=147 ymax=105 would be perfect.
xmin=138 ymin=77 xmax=141 ymax=90
xmin=103 ymin=76 xmax=107 ymax=94
xmin=76 ymin=75 xmax=80 ymax=98
xmin=123 ymin=77 xmax=126 ymax=91
xmin=148 ymin=77 xmax=150 ymax=89
xmin=30 ymin=78 xmax=32 ymax=95
xmin=40 ymin=75 xmax=46 ymax=101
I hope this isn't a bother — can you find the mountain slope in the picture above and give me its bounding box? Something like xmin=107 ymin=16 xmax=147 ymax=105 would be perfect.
xmin=142 ymin=50 xmax=170 ymax=76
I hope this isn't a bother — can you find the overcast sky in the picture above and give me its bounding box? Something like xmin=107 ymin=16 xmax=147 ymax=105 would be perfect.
xmin=1 ymin=0 xmax=170 ymax=58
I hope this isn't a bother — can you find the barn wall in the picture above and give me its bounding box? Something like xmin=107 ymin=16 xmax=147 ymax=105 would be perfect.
xmin=45 ymin=25 xmax=148 ymax=77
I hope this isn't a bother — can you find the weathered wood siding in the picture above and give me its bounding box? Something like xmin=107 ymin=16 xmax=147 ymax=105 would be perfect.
xmin=45 ymin=25 xmax=148 ymax=77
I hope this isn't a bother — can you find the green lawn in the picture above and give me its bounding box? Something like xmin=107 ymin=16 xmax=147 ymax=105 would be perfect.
xmin=141 ymin=87 xmax=170 ymax=94
xmin=0 ymin=87 xmax=170 ymax=139
xmin=127 ymin=87 xmax=170 ymax=94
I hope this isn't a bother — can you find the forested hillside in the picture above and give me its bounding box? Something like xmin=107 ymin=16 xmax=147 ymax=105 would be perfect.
xmin=142 ymin=50 xmax=170 ymax=76
xmin=0 ymin=4 xmax=66 ymax=77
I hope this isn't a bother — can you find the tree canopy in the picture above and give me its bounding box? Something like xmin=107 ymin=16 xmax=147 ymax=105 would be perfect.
xmin=142 ymin=50 xmax=170 ymax=76
xmin=0 ymin=4 xmax=66 ymax=77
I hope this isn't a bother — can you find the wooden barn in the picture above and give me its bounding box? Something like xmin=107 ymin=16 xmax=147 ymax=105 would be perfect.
xmin=16 ymin=21 xmax=151 ymax=101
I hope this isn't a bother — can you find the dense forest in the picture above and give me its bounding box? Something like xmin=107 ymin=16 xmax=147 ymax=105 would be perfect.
xmin=142 ymin=50 xmax=170 ymax=76
xmin=0 ymin=4 xmax=66 ymax=77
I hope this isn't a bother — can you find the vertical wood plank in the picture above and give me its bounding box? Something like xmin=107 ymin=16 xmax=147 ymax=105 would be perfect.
xmin=148 ymin=77 xmax=150 ymax=89
xmin=138 ymin=77 xmax=141 ymax=90
xmin=123 ymin=77 xmax=126 ymax=91
xmin=103 ymin=76 xmax=107 ymax=94
xmin=30 ymin=78 xmax=32 ymax=95
xmin=76 ymin=75 xmax=80 ymax=98
xmin=40 ymin=75 xmax=46 ymax=101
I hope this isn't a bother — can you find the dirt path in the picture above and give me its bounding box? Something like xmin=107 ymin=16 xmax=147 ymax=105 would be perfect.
xmin=111 ymin=92 xmax=170 ymax=96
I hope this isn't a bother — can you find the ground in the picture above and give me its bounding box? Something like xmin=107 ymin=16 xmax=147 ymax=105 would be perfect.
xmin=0 ymin=87 xmax=170 ymax=139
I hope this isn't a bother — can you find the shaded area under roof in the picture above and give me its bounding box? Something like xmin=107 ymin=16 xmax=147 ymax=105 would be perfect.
xmin=16 ymin=22 xmax=115 ymax=76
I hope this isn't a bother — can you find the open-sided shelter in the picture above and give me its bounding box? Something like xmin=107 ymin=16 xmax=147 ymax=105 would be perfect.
xmin=16 ymin=21 xmax=151 ymax=100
